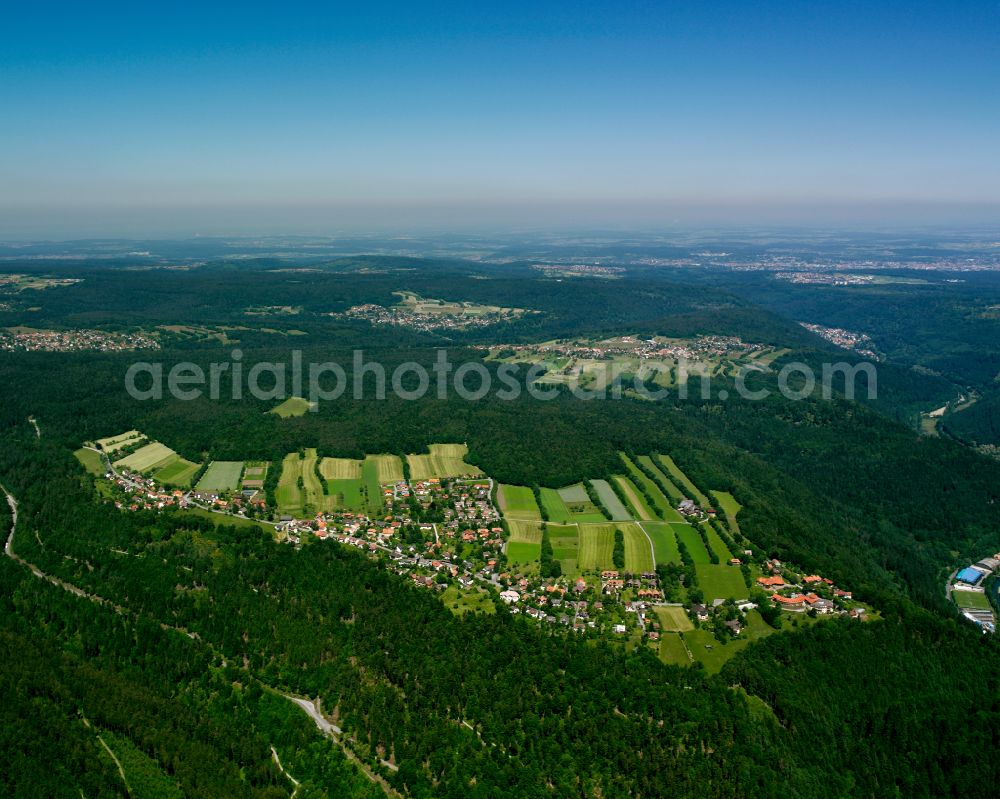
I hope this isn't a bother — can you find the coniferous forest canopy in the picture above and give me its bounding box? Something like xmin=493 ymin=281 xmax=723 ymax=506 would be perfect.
xmin=1 ymin=238 xmax=999 ymax=798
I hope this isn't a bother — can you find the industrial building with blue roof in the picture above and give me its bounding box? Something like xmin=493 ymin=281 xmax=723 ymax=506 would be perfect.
xmin=956 ymin=566 xmax=986 ymax=585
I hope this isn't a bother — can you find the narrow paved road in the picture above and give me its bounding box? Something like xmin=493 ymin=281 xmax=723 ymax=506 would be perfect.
xmin=285 ymin=693 xmax=399 ymax=773
xmin=271 ymin=746 xmax=300 ymax=798
xmin=3 ymin=487 xmax=16 ymax=558
xmin=3 ymin=486 xmax=110 ymax=604
xmin=634 ymin=521 xmax=658 ymax=570
xmin=88 ymin=447 xmax=279 ymax=530
xmin=284 ymin=693 xmax=399 ymax=794
xmin=2 ymin=484 xmax=201 ymax=637
xmin=945 ymin=569 xmax=958 ymax=602
xmin=285 ymin=695 xmax=343 ymax=735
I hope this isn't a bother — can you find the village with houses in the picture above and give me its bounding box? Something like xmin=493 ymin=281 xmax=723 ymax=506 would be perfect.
xmin=76 ymin=430 xmax=883 ymax=669
xmin=481 ymin=333 xmax=775 ymax=366
xmin=798 ymin=322 xmax=882 ymax=361
xmin=331 ymin=291 xmax=530 ymax=333
xmin=753 ymin=568 xmax=864 ymax=619
xmin=475 ymin=333 xmax=788 ymax=397
xmin=0 ymin=326 xmax=160 ymax=352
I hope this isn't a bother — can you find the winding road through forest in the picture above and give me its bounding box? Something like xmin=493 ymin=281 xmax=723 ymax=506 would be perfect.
xmin=1 ymin=480 xmax=398 ymax=796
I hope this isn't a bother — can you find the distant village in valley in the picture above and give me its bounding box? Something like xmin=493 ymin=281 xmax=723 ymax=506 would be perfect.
xmin=0 ymin=273 xmax=82 ymax=291
xmin=799 ymin=322 xmax=882 ymax=360
xmin=0 ymin=327 xmax=160 ymax=352
xmin=478 ymin=334 xmax=786 ymax=397
xmin=529 ymin=263 xmax=625 ymax=279
xmin=482 ymin=333 xmax=774 ymax=364
xmin=331 ymin=291 xmax=530 ymax=333
xmin=776 ymin=271 xmax=888 ymax=286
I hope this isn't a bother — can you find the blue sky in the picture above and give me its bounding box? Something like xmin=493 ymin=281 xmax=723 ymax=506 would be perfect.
xmin=1 ymin=1 xmax=999 ymax=236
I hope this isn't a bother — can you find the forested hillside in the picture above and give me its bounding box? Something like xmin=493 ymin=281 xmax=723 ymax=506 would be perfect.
xmin=2 ymin=257 xmax=999 ymax=796
xmin=2 ymin=427 xmax=998 ymax=797
xmin=944 ymin=392 xmax=1000 ymax=447
xmin=1 ymin=344 xmax=996 ymax=610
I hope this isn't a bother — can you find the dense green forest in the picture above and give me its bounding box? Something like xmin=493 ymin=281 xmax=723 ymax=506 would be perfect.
xmin=1 ymin=418 xmax=998 ymax=797
xmin=641 ymin=268 xmax=1000 ymax=388
xmin=0 ymin=256 xmax=961 ymax=425
xmin=0 ymin=502 xmax=382 ymax=799
xmin=0 ymin=258 xmax=803 ymax=346
xmin=1 ymin=343 xmax=995 ymax=611
xmin=943 ymin=392 xmax=1000 ymax=447
xmin=2 ymin=256 xmax=1000 ymax=796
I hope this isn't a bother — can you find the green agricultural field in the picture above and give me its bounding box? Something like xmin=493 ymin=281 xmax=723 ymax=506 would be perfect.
xmin=507 ymin=541 xmax=541 ymax=566
xmin=365 ymin=454 xmax=404 ymax=483
xmin=590 ymin=479 xmax=631 ymax=520
xmin=656 ymin=454 xmax=710 ymax=506
xmin=361 ymin=458 xmax=386 ymax=514
xmin=507 ymin=519 xmax=543 ymax=543
xmin=539 ymin=487 xmax=573 ymax=523
xmin=300 ymin=448 xmax=325 ymax=512
xmin=180 ymin=506 xmax=272 ymax=531
xmin=954 ymin=590 xmax=992 ymax=610
xmin=440 ymin=586 xmax=496 ymax=616
xmin=643 ymin=521 xmax=681 ymax=565
xmin=319 ymin=457 xmax=363 ymax=479
xmin=276 ymin=454 xmax=305 ymax=517
xmin=637 ymin=455 xmax=684 ymax=502
xmin=570 ymin=509 xmax=607 ymax=523
xmin=620 ymin=453 xmax=680 ymax=520
xmin=711 ymin=490 xmax=743 ymax=534
xmin=195 ymin=461 xmax=244 ymax=492
xmin=578 ymin=524 xmax=616 ymax=571
xmin=153 ymin=456 xmax=201 ymax=488
xmin=613 ymin=476 xmax=654 ymax=520
xmin=74 ymin=447 xmax=105 ymax=476
xmin=557 ymin=483 xmax=589 ymax=503
xmin=95 ymin=430 xmax=144 ymax=454
xmin=326 ymin=478 xmax=365 ymax=511
xmin=549 ymin=525 xmax=579 ymax=569
xmin=658 ymin=632 xmax=691 ymax=665
xmin=621 ymin=523 xmax=654 ymax=573
xmin=275 ymin=450 xmax=324 ymax=517
xmin=268 ymin=396 xmax=316 ymax=417
xmin=696 ymin=564 xmax=749 ymax=601
xmin=114 ymin=442 xmax=177 ymax=473
xmin=559 ymin=559 xmax=580 ymax=578
xmin=703 ymin=524 xmax=734 ymax=562
xmin=682 ymin=611 xmax=775 ymax=673
xmin=559 ymin=484 xmax=608 ymax=522
xmin=656 ymin=504 xmax=685 ymax=524
xmin=673 ymin=523 xmax=711 ymax=563
xmin=498 ymin=484 xmax=542 ymax=520
xmin=655 ymin=605 xmax=694 ymax=632
xmin=407 ymin=443 xmax=483 ymax=480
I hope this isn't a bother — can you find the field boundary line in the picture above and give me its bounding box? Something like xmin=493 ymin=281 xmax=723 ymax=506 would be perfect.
xmin=634 ymin=521 xmax=656 ymax=570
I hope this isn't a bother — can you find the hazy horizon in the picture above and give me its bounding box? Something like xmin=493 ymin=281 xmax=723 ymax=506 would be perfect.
xmin=2 ymin=1 xmax=998 ymax=238
xmin=2 ymin=199 xmax=1000 ymax=242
